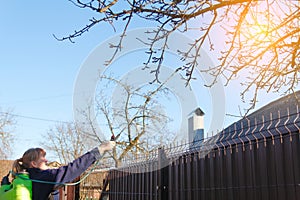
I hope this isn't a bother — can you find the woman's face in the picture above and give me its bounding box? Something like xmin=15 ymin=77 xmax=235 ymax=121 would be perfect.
xmin=32 ymin=155 xmax=49 ymax=170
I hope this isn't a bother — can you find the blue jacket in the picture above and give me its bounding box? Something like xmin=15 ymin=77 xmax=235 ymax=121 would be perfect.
xmin=27 ymin=147 xmax=101 ymax=200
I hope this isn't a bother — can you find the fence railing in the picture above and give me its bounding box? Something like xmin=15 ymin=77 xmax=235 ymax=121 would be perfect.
xmin=106 ymin=131 xmax=300 ymax=200
xmin=103 ymin=103 xmax=300 ymax=200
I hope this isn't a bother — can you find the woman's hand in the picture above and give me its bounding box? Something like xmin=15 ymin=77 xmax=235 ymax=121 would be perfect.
xmin=98 ymin=141 xmax=116 ymax=155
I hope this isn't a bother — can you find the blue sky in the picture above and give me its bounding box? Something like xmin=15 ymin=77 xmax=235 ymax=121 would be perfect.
xmin=0 ymin=1 xmax=293 ymax=160
xmin=0 ymin=1 xmax=109 ymax=159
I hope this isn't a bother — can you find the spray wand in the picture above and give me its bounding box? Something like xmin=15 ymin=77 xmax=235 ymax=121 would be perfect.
xmin=13 ymin=135 xmax=116 ymax=186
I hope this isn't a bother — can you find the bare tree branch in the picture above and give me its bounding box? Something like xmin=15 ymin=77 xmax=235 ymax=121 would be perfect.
xmin=0 ymin=110 xmax=16 ymax=159
xmin=58 ymin=0 xmax=300 ymax=112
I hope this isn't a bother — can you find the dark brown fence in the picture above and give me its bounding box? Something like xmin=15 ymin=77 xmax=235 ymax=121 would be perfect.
xmin=107 ymin=133 xmax=300 ymax=200
xmin=104 ymin=101 xmax=300 ymax=200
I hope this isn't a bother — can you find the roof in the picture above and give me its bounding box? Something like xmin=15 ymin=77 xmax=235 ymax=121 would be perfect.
xmin=188 ymin=107 xmax=205 ymax=117
xmin=212 ymin=91 xmax=300 ymax=146
xmin=0 ymin=160 xmax=13 ymax=179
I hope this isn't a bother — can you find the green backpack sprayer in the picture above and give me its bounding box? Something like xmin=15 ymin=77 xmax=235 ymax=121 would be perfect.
xmin=0 ymin=171 xmax=32 ymax=200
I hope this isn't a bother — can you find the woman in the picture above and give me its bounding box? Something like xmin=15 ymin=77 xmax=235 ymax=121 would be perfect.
xmin=12 ymin=141 xmax=115 ymax=200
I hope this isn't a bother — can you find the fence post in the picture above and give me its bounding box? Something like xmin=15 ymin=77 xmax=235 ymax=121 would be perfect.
xmin=158 ymin=147 xmax=169 ymax=200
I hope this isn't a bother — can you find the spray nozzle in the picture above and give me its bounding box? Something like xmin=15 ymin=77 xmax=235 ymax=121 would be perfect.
xmin=110 ymin=134 xmax=115 ymax=141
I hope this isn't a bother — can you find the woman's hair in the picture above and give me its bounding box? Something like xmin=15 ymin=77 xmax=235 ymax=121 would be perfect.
xmin=12 ymin=148 xmax=46 ymax=177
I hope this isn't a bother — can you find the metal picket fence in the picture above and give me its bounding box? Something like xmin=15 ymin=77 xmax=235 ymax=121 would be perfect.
xmin=102 ymin=101 xmax=300 ymax=200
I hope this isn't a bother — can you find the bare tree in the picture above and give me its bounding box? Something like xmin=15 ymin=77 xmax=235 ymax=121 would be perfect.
xmin=57 ymin=0 xmax=299 ymax=111
xmin=0 ymin=109 xmax=15 ymax=159
xmin=42 ymin=122 xmax=96 ymax=164
xmin=77 ymin=74 xmax=175 ymax=167
xmin=44 ymin=71 xmax=184 ymax=167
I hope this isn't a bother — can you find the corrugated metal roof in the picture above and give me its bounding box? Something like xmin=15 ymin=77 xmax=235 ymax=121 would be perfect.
xmin=213 ymin=91 xmax=300 ymax=146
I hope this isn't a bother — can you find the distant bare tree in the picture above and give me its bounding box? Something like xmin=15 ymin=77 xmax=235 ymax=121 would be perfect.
xmin=42 ymin=122 xmax=96 ymax=164
xmin=44 ymin=71 xmax=181 ymax=167
xmin=57 ymin=0 xmax=299 ymax=111
xmin=0 ymin=109 xmax=15 ymax=159
xmin=78 ymin=75 xmax=175 ymax=167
